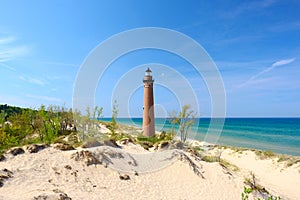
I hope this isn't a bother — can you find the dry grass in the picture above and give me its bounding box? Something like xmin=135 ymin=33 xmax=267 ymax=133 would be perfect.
xmin=201 ymin=154 xmax=239 ymax=172
xmin=277 ymin=155 xmax=300 ymax=167
xmin=286 ymin=158 xmax=300 ymax=167
xmin=217 ymin=145 xmax=250 ymax=154
xmin=220 ymin=159 xmax=239 ymax=172
xmin=202 ymin=155 xmax=219 ymax=163
xmin=244 ymin=172 xmax=268 ymax=194
xmin=255 ymin=150 xmax=276 ymax=159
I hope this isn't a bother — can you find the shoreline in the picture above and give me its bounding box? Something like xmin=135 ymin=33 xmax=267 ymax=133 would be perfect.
xmin=101 ymin=118 xmax=300 ymax=157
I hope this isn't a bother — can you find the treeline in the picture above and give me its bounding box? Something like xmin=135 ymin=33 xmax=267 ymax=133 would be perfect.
xmin=0 ymin=104 xmax=80 ymax=150
xmin=0 ymin=104 xmax=31 ymax=120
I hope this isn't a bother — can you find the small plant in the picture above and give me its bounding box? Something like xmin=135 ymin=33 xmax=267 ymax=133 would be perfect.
xmin=109 ymin=100 xmax=118 ymax=137
xmin=241 ymin=186 xmax=252 ymax=200
xmin=286 ymin=158 xmax=300 ymax=167
xmin=242 ymin=172 xmax=281 ymax=200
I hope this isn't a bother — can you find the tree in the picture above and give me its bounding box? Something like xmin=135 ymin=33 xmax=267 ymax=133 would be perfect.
xmin=170 ymin=105 xmax=195 ymax=143
xmin=92 ymin=105 xmax=98 ymax=122
xmin=73 ymin=109 xmax=81 ymax=132
xmin=96 ymin=106 xmax=103 ymax=120
xmin=35 ymin=105 xmax=60 ymax=144
xmin=86 ymin=106 xmax=91 ymax=120
xmin=0 ymin=110 xmax=6 ymax=134
xmin=109 ymin=100 xmax=118 ymax=135
xmin=92 ymin=105 xmax=103 ymax=126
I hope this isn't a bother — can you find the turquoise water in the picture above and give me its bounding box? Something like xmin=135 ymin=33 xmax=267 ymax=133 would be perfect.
xmin=101 ymin=118 xmax=300 ymax=156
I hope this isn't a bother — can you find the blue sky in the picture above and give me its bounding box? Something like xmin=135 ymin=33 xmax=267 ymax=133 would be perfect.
xmin=0 ymin=0 xmax=299 ymax=117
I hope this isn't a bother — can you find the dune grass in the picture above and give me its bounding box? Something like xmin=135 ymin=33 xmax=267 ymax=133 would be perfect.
xmin=277 ymin=155 xmax=300 ymax=167
xmin=201 ymin=154 xmax=239 ymax=172
xmin=220 ymin=159 xmax=239 ymax=172
xmin=255 ymin=150 xmax=276 ymax=159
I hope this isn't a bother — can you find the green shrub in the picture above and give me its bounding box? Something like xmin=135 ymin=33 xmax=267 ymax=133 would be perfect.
xmin=109 ymin=132 xmax=133 ymax=142
xmin=241 ymin=186 xmax=252 ymax=200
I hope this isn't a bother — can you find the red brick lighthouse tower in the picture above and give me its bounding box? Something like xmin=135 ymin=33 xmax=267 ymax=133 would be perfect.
xmin=143 ymin=68 xmax=155 ymax=137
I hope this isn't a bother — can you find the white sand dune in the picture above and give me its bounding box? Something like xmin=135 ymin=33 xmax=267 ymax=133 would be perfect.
xmin=0 ymin=144 xmax=299 ymax=200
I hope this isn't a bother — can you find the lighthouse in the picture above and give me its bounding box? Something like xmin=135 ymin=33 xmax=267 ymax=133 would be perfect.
xmin=143 ymin=68 xmax=155 ymax=137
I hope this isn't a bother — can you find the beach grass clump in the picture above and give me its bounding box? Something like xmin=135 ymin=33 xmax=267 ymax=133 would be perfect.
xmin=231 ymin=146 xmax=250 ymax=154
xmin=202 ymin=155 xmax=220 ymax=163
xmin=277 ymin=155 xmax=300 ymax=167
xmin=201 ymin=154 xmax=239 ymax=172
xmin=286 ymin=158 xmax=300 ymax=167
xmin=109 ymin=132 xmax=134 ymax=142
xmin=193 ymin=146 xmax=204 ymax=152
xmin=255 ymin=150 xmax=276 ymax=159
xmin=220 ymin=159 xmax=239 ymax=172
xmin=277 ymin=155 xmax=289 ymax=163
xmin=137 ymin=135 xmax=160 ymax=145
xmin=134 ymin=131 xmax=175 ymax=150
xmin=137 ymin=131 xmax=173 ymax=144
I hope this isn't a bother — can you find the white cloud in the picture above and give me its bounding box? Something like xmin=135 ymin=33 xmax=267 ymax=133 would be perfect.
xmin=0 ymin=45 xmax=30 ymax=62
xmin=0 ymin=35 xmax=30 ymax=63
xmin=238 ymin=58 xmax=296 ymax=88
xmin=272 ymin=58 xmax=295 ymax=67
xmin=19 ymin=75 xmax=46 ymax=86
xmin=0 ymin=36 xmax=15 ymax=45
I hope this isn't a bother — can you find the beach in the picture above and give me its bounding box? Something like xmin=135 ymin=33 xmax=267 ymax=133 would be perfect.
xmin=0 ymin=138 xmax=299 ymax=200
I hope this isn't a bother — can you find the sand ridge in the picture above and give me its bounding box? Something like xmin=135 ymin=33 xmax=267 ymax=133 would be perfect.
xmin=0 ymin=143 xmax=299 ymax=200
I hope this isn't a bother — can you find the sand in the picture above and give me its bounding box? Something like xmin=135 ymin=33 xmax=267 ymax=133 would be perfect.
xmin=0 ymin=143 xmax=299 ymax=200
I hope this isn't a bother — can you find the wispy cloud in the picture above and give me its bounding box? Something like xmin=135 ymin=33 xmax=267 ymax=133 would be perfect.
xmin=0 ymin=35 xmax=30 ymax=63
xmin=0 ymin=36 xmax=15 ymax=45
xmin=224 ymin=0 xmax=277 ymax=18
xmin=19 ymin=75 xmax=47 ymax=86
xmin=0 ymin=62 xmax=16 ymax=71
xmin=40 ymin=61 xmax=78 ymax=67
xmin=26 ymin=94 xmax=62 ymax=102
xmin=238 ymin=58 xmax=296 ymax=88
